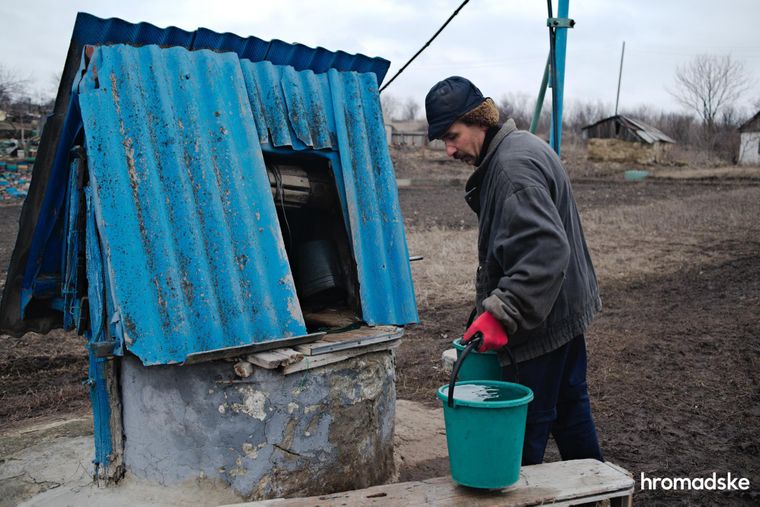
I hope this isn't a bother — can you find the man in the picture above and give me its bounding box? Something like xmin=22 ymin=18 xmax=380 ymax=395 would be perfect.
xmin=426 ymin=76 xmax=603 ymax=465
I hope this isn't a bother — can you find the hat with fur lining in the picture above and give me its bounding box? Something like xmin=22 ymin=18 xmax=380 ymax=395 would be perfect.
xmin=425 ymin=76 xmax=486 ymax=140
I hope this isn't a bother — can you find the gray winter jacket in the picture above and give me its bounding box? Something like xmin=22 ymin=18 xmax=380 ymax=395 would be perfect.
xmin=465 ymin=120 xmax=601 ymax=364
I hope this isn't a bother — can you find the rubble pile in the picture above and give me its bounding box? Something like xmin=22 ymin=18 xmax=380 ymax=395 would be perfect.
xmin=0 ymin=160 xmax=33 ymax=201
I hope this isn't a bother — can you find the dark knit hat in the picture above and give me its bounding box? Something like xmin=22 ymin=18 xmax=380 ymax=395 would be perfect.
xmin=425 ymin=76 xmax=486 ymax=140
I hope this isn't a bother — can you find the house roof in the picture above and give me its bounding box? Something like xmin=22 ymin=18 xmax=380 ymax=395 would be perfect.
xmin=738 ymin=111 xmax=760 ymax=132
xmin=582 ymin=115 xmax=676 ymax=144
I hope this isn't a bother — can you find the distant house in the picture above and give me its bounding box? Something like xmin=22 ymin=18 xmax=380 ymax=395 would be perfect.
xmin=582 ymin=115 xmax=675 ymax=164
xmin=738 ymin=111 xmax=760 ymax=165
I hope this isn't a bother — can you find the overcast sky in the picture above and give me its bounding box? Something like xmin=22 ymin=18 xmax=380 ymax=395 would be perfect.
xmin=2 ymin=0 xmax=759 ymax=119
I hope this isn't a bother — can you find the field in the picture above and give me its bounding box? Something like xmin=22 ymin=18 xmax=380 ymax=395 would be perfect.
xmin=1 ymin=146 xmax=760 ymax=504
xmin=394 ymin=147 xmax=760 ymax=505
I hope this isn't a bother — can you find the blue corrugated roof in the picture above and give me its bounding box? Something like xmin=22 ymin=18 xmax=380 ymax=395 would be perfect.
xmin=71 ymin=12 xmax=390 ymax=82
xmin=242 ymin=61 xmax=336 ymax=149
xmin=328 ymin=70 xmax=418 ymax=325
xmin=1 ymin=12 xmax=390 ymax=336
xmin=239 ymin=60 xmax=417 ymax=325
xmin=78 ymin=45 xmax=308 ymax=365
xmin=3 ymin=14 xmax=416 ymax=356
xmin=74 ymin=43 xmax=416 ymax=364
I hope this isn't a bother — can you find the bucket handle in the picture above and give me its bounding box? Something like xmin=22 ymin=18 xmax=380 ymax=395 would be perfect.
xmin=448 ymin=332 xmax=483 ymax=408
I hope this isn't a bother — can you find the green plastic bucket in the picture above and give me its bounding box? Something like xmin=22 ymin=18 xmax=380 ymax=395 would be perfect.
xmin=437 ymin=381 xmax=533 ymax=489
xmin=452 ymin=338 xmax=502 ymax=381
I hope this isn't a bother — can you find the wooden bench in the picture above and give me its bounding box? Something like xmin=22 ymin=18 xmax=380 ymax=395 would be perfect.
xmin=227 ymin=459 xmax=634 ymax=506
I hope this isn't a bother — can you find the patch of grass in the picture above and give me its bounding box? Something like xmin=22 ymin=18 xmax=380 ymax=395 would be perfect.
xmin=583 ymin=187 xmax=760 ymax=282
xmin=405 ymin=187 xmax=760 ymax=307
xmin=406 ymin=227 xmax=477 ymax=310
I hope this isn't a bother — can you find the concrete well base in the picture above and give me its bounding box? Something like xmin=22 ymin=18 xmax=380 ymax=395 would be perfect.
xmin=120 ymin=349 xmax=396 ymax=500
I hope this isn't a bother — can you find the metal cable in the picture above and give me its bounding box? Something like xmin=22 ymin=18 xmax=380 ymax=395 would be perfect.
xmin=379 ymin=0 xmax=470 ymax=93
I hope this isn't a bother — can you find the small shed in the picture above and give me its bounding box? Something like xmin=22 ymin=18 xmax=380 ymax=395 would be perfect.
xmin=582 ymin=115 xmax=675 ymax=164
xmin=738 ymin=111 xmax=760 ymax=165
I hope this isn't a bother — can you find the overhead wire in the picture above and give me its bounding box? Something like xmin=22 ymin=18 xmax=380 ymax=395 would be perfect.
xmin=379 ymin=0 xmax=470 ymax=93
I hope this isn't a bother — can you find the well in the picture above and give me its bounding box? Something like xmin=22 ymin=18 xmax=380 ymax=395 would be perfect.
xmin=3 ymin=18 xmax=418 ymax=504
xmin=121 ymin=346 xmax=397 ymax=499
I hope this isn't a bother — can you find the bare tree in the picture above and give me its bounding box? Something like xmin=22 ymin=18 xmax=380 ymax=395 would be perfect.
xmin=566 ymin=99 xmax=608 ymax=129
xmin=496 ymin=92 xmax=534 ymax=130
xmin=657 ymin=112 xmax=697 ymax=145
xmin=0 ymin=64 xmax=29 ymax=110
xmin=670 ymin=54 xmax=750 ymax=135
xmin=380 ymin=93 xmax=400 ymax=122
xmin=400 ymin=97 xmax=420 ymax=121
xmin=49 ymin=71 xmax=62 ymax=99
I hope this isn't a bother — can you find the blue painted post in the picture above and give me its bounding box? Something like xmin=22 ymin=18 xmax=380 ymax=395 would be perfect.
xmin=84 ymin=187 xmax=116 ymax=478
xmin=549 ymin=0 xmax=570 ymax=155
xmin=86 ymin=350 xmax=114 ymax=471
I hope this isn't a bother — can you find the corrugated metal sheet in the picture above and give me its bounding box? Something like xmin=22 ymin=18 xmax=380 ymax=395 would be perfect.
xmin=193 ymin=28 xmax=270 ymax=62
xmin=72 ymin=12 xmax=195 ymax=48
xmin=623 ymin=116 xmax=676 ymax=144
xmin=78 ymin=45 xmax=307 ymax=365
xmin=69 ymin=12 xmax=390 ymax=82
xmin=1 ymin=11 xmax=390 ymax=336
xmin=328 ymin=70 xmax=418 ymax=325
xmin=242 ymin=61 xmax=336 ymax=149
xmin=240 ymin=60 xmax=417 ymax=325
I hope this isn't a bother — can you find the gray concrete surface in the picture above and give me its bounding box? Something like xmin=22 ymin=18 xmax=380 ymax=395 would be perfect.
xmin=121 ymin=350 xmax=397 ymax=499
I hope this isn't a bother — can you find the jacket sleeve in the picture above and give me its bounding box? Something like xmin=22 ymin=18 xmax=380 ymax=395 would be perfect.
xmin=482 ymin=185 xmax=570 ymax=334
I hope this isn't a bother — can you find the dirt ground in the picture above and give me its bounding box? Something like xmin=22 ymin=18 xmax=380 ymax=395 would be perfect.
xmin=2 ymin=149 xmax=760 ymax=505
xmin=395 ymin=151 xmax=760 ymax=505
xmin=0 ymin=204 xmax=89 ymax=428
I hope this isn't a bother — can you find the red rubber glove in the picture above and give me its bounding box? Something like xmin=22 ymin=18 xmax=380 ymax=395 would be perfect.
xmin=463 ymin=311 xmax=509 ymax=352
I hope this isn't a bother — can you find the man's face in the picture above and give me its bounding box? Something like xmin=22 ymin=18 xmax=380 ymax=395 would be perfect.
xmin=441 ymin=122 xmax=487 ymax=165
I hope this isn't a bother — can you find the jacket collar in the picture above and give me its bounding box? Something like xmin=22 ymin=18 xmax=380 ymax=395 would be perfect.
xmin=464 ymin=119 xmax=517 ymax=214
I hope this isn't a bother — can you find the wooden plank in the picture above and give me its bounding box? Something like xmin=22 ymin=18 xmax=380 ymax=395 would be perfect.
xmin=319 ymin=325 xmax=399 ymax=342
xmin=97 ymin=358 xmax=124 ymax=484
xmin=246 ymin=348 xmax=304 ymax=369
xmin=183 ymin=332 xmax=324 ymax=364
xmin=282 ymin=340 xmax=399 ymax=375
xmin=295 ymin=326 xmax=403 ymax=356
xmin=222 ymin=459 xmax=634 ymax=506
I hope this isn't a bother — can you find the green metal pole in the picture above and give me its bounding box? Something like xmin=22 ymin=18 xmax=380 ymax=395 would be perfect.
xmin=549 ymin=0 xmax=571 ymax=154
xmin=530 ymin=55 xmax=551 ymax=134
